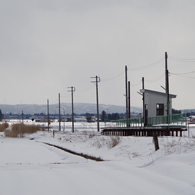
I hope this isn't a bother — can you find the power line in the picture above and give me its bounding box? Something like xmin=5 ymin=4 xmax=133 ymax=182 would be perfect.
xmin=92 ymin=58 xmax=164 ymax=83
xmin=60 ymin=94 xmax=71 ymax=99
xmin=145 ymin=74 xmax=164 ymax=83
xmin=76 ymin=85 xmax=94 ymax=93
xmin=169 ymin=56 xmax=195 ymax=62
xmin=129 ymin=73 xmax=164 ymax=87
xmin=130 ymin=80 xmax=141 ymax=86
xmin=101 ymin=71 xmax=124 ymax=82
xmin=170 ymin=72 xmax=195 ymax=80
xmin=170 ymin=70 xmax=195 ymax=75
xmin=128 ymin=58 xmax=164 ymax=71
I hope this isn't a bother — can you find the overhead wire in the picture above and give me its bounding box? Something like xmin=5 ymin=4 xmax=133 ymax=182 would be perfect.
xmin=130 ymin=73 xmax=164 ymax=86
xmin=100 ymin=58 xmax=165 ymax=88
xmin=76 ymin=85 xmax=95 ymax=93
xmin=168 ymin=55 xmax=195 ymax=79
xmin=128 ymin=58 xmax=164 ymax=71
xmin=60 ymin=94 xmax=71 ymax=99
xmin=60 ymin=58 xmax=166 ymax=97
xmin=170 ymin=70 xmax=195 ymax=75
xmin=145 ymin=73 xmax=165 ymax=83
xmin=91 ymin=58 xmax=164 ymax=84
xmin=101 ymin=71 xmax=124 ymax=82
xmin=170 ymin=72 xmax=195 ymax=80
xmin=169 ymin=56 xmax=195 ymax=62
xmin=130 ymin=80 xmax=142 ymax=86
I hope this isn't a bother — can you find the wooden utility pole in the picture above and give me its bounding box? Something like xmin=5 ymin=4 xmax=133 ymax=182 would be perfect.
xmin=91 ymin=76 xmax=100 ymax=132
xmin=142 ymin=77 xmax=146 ymax=126
xmin=47 ymin=99 xmax=50 ymax=132
xmin=21 ymin=110 xmax=24 ymax=123
xmin=128 ymin=81 xmax=131 ymax=120
xmin=68 ymin=86 xmax=75 ymax=133
xmin=58 ymin=93 xmax=61 ymax=132
xmin=125 ymin=66 xmax=128 ymax=123
xmin=165 ymin=52 xmax=170 ymax=124
xmin=153 ymin=131 xmax=159 ymax=151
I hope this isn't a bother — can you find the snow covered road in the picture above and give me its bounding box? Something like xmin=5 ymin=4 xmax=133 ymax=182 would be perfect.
xmin=0 ymin=137 xmax=195 ymax=195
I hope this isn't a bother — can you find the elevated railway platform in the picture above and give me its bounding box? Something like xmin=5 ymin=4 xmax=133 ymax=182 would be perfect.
xmin=102 ymin=114 xmax=188 ymax=137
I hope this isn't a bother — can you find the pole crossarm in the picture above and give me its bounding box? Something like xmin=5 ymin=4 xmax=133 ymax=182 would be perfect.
xmin=90 ymin=76 xmax=100 ymax=83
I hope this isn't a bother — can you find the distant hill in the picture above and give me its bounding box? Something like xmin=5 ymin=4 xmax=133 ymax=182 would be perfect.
xmin=0 ymin=103 xmax=142 ymax=115
xmin=181 ymin=109 xmax=195 ymax=114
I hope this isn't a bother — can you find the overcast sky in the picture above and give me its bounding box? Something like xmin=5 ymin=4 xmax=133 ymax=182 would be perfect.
xmin=1 ymin=0 xmax=195 ymax=110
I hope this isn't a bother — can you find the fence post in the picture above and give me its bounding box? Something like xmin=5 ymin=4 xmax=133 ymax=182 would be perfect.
xmin=153 ymin=131 xmax=159 ymax=151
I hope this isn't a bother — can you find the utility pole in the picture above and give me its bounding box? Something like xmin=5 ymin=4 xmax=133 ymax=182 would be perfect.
xmin=165 ymin=52 xmax=170 ymax=124
xmin=59 ymin=107 xmax=65 ymax=132
xmin=47 ymin=99 xmax=50 ymax=132
xmin=58 ymin=93 xmax=61 ymax=132
xmin=128 ymin=81 xmax=130 ymax=118
xmin=127 ymin=81 xmax=131 ymax=127
xmin=68 ymin=86 xmax=75 ymax=133
xmin=21 ymin=110 xmax=24 ymax=123
xmin=91 ymin=76 xmax=100 ymax=132
xmin=142 ymin=77 xmax=146 ymax=126
xmin=125 ymin=66 xmax=128 ymax=122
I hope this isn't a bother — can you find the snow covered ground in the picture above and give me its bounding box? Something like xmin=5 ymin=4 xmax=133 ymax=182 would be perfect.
xmin=0 ymin=121 xmax=195 ymax=195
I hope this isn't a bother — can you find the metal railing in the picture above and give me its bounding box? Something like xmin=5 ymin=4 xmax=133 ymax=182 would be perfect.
xmin=115 ymin=114 xmax=186 ymax=127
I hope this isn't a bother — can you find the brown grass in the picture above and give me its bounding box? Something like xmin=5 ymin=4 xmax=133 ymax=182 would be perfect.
xmin=0 ymin=122 xmax=9 ymax=132
xmin=4 ymin=123 xmax=43 ymax=138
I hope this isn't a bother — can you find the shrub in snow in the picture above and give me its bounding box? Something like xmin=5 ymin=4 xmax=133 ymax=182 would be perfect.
xmin=90 ymin=135 xmax=121 ymax=149
xmin=107 ymin=136 xmax=121 ymax=149
xmin=160 ymin=137 xmax=195 ymax=155
xmin=90 ymin=136 xmax=106 ymax=148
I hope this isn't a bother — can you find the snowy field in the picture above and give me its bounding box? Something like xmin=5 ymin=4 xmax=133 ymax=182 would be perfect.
xmin=0 ymin=121 xmax=195 ymax=195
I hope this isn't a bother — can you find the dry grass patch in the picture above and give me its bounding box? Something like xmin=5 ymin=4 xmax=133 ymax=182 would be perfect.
xmin=90 ymin=135 xmax=121 ymax=149
xmin=4 ymin=123 xmax=43 ymax=138
xmin=0 ymin=122 xmax=9 ymax=132
xmin=108 ymin=136 xmax=121 ymax=148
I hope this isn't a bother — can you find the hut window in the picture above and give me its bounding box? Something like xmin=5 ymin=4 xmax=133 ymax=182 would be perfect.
xmin=156 ymin=104 xmax=164 ymax=116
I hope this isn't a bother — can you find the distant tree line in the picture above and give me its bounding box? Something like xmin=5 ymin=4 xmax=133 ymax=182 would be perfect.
xmin=0 ymin=109 xmax=3 ymax=121
xmin=2 ymin=109 xmax=186 ymax=122
xmin=0 ymin=109 xmax=139 ymax=122
xmin=172 ymin=109 xmax=181 ymax=114
xmin=185 ymin=112 xmax=195 ymax=117
xmin=101 ymin=111 xmax=125 ymax=122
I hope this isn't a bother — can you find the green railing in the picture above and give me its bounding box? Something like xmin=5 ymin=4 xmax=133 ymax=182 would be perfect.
xmin=147 ymin=114 xmax=185 ymax=126
xmin=115 ymin=114 xmax=186 ymax=127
